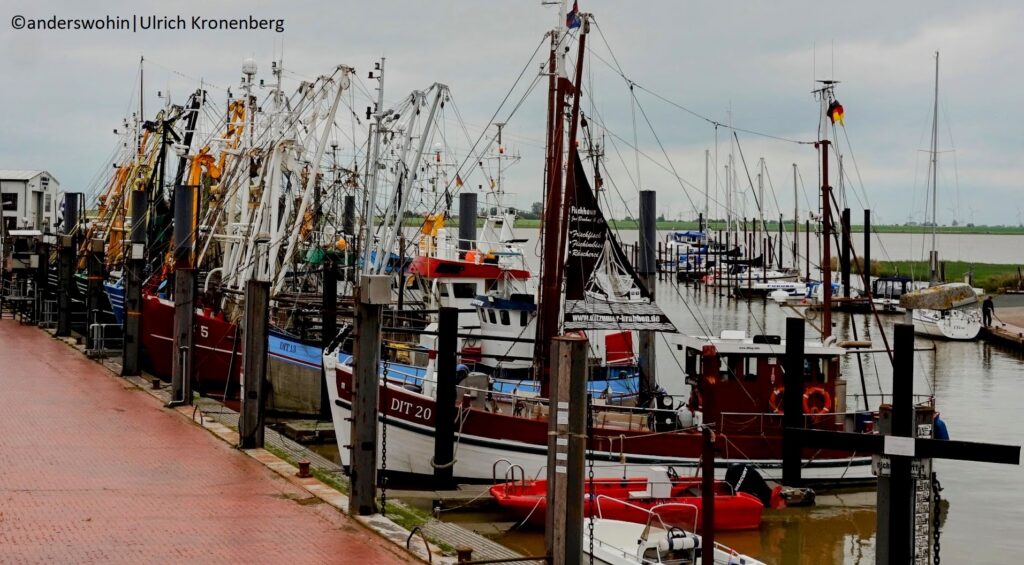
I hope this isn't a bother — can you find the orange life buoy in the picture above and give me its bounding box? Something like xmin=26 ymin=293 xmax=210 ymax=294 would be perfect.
xmin=802 ymin=387 xmax=832 ymax=414
xmin=768 ymin=387 xmax=785 ymax=414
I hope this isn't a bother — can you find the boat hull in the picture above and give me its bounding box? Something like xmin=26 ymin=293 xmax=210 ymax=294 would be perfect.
xmin=325 ymin=360 xmax=873 ymax=486
xmin=912 ymin=306 xmax=981 ymax=340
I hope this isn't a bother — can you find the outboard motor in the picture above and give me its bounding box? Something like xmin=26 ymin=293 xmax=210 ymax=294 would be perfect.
xmin=725 ymin=463 xmax=816 ymax=508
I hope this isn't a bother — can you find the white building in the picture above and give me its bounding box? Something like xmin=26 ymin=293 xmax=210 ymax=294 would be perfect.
xmin=1 ymin=170 xmax=60 ymax=233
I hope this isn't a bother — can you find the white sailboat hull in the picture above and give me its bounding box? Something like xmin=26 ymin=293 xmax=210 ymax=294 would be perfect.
xmin=912 ymin=306 xmax=982 ymax=340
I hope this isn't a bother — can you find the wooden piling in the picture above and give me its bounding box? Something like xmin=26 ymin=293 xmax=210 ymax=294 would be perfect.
xmin=433 ymin=307 xmax=458 ymax=489
xmin=782 ymin=317 xmax=805 ymax=486
xmin=239 ymin=276 xmax=270 ymax=449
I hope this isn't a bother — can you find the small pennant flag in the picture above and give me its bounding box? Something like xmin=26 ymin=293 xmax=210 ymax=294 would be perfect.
xmin=566 ymin=0 xmax=582 ymax=29
xmin=455 ymin=174 xmax=464 ymax=188
xmin=827 ymin=100 xmax=845 ymax=126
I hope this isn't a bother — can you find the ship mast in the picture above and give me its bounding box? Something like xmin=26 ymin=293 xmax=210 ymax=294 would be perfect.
xmin=928 ymin=51 xmax=940 ymax=284
xmin=535 ymin=1 xmax=586 ymax=390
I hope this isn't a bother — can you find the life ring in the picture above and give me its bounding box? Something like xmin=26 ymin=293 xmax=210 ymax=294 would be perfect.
xmin=802 ymin=387 xmax=831 ymax=414
xmin=804 ymin=307 xmax=818 ymax=321
xmin=768 ymin=387 xmax=785 ymax=413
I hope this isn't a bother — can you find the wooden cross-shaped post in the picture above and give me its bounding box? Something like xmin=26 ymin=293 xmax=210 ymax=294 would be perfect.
xmin=788 ymin=323 xmax=1020 ymax=565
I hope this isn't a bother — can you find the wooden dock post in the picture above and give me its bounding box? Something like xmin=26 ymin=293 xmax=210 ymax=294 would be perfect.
xmin=170 ymin=184 xmax=196 ymax=406
xmin=433 ymin=306 xmax=458 ymax=489
xmin=863 ymin=209 xmax=872 ymax=297
xmin=782 ymin=317 xmax=805 ymax=486
xmin=841 ymin=208 xmax=851 ymax=298
xmin=122 ymin=190 xmax=147 ymax=376
xmin=637 ymin=190 xmax=658 ymax=400
xmin=56 ymin=234 xmax=74 ymax=337
xmin=319 ymin=255 xmax=338 ymax=420
xmin=546 ymin=334 xmax=588 ymax=565
xmin=239 ymin=265 xmax=270 ymax=449
xmin=85 ymin=238 xmax=106 ymax=352
xmin=349 ymin=274 xmax=389 ymax=516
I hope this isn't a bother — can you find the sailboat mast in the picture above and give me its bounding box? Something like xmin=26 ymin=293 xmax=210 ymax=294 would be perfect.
xmin=929 ymin=51 xmax=940 ymax=283
xmin=793 ymin=163 xmax=799 ymax=270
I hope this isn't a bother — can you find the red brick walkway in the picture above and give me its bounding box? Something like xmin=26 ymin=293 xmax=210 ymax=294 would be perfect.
xmin=0 ymin=321 xmax=413 ymax=564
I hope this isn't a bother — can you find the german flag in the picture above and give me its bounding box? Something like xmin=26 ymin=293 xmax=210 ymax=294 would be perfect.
xmin=827 ymin=100 xmax=845 ymax=126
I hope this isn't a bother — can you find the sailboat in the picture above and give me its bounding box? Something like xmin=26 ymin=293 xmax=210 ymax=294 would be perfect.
xmin=910 ymin=52 xmax=982 ymax=340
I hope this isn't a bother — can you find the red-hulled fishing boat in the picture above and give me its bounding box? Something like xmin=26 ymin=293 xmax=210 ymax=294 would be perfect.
xmin=489 ymin=469 xmax=764 ymax=531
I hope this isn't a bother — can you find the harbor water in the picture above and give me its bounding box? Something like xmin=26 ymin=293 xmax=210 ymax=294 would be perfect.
xmin=313 ymin=230 xmax=1024 ymax=563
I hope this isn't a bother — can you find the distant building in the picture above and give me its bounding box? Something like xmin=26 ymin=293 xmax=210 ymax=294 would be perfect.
xmin=0 ymin=170 xmax=60 ymax=233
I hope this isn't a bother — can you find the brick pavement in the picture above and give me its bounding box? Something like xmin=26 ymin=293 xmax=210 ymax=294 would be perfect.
xmin=0 ymin=320 xmax=415 ymax=564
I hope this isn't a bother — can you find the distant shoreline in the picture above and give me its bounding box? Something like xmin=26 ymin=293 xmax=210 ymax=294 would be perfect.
xmin=405 ymin=217 xmax=1024 ymax=235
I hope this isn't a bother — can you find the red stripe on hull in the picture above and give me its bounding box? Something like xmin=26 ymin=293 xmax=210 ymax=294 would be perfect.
xmin=408 ymin=256 xmax=529 ymax=280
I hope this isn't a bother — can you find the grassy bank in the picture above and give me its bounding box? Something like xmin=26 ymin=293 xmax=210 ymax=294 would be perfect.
xmin=832 ymin=257 xmax=1023 ymax=293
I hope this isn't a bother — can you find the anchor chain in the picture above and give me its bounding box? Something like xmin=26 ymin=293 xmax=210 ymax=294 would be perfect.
xmin=932 ymin=472 xmax=943 ymax=564
xmin=586 ymin=394 xmax=595 ymax=565
xmin=379 ymin=358 xmax=391 ymax=515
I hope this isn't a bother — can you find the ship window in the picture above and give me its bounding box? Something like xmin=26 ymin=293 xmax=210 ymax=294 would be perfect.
xmin=478 ymin=309 xmax=486 ymax=323
xmin=488 ymin=309 xmax=497 ymax=324
xmin=500 ymin=310 xmax=510 ymax=325
xmin=437 ymin=282 xmax=449 ymax=297
xmin=520 ymin=310 xmax=528 ymax=327
xmin=452 ymin=282 xmax=476 ymax=299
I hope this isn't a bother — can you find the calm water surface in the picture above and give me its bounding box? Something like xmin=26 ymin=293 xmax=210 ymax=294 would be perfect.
xmin=319 ymin=229 xmax=1024 ymax=563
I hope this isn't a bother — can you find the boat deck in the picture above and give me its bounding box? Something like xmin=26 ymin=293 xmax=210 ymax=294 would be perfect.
xmin=0 ymin=319 xmax=414 ymax=564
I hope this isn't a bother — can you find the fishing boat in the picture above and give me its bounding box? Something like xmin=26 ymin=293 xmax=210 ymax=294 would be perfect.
xmin=324 ymin=8 xmax=875 ymax=484
xmin=583 ymin=517 xmax=766 ymax=565
xmin=489 ymin=467 xmax=764 ymax=531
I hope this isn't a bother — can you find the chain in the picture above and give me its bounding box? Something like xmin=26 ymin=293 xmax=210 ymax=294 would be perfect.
xmin=932 ymin=472 xmax=942 ymax=565
xmin=379 ymin=357 xmax=390 ymax=515
xmin=586 ymin=394 xmax=595 ymax=565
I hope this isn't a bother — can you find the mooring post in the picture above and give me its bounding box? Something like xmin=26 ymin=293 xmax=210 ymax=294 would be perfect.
xmin=782 ymin=316 xmax=805 ymax=486
xmin=701 ymin=426 xmax=716 ymax=565
xmin=122 ymin=190 xmax=147 ymax=376
xmin=239 ymin=263 xmax=270 ymax=449
xmin=433 ymin=306 xmax=458 ymax=489
xmin=841 ymin=208 xmax=851 ymax=298
xmin=637 ymin=190 xmax=658 ymax=402
xmin=863 ymin=209 xmax=872 ymax=298
xmin=170 ymin=184 xmax=196 ymax=406
xmin=883 ymin=323 xmax=915 ymax=564
xmin=319 ymin=255 xmax=338 ymax=420
xmin=349 ymin=274 xmax=388 ymax=516
xmin=56 ymin=234 xmax=74 ymax=336
xmin=85 ymin=238 xmax=106 ymax=351
xmin=458 ymin=192 xmax=477 ymax=255
xmin=546 ymin=334 xmax=588 ymax=565
xmin=34 ymin=234 xmax=51 ymax=324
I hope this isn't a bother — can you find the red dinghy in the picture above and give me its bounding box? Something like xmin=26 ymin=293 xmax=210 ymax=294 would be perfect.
xmin=489 ymin=467 xmax=764 ymax=531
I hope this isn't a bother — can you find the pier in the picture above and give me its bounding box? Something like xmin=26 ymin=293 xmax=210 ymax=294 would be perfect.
xmin=0 ymin=319 xmax=414 ymax=564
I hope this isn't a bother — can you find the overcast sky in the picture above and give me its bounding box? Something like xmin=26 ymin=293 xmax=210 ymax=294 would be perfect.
xmin=2 ymin=0 xmax=1021 ymax=226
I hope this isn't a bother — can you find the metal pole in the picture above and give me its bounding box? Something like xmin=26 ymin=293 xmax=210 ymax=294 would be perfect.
xmin=433 ymin=306 xmax=458 ymax=489
xmin=638 ymin=190 xmax=657 ymax=401
xmin=782 ymin=317 xmax=805 ymax=486
xmin=546 ymin=334 xmax=587 ymax=565
xmin=238 ymin=276 xmax=270 ymax=449
xmin=820 ymin=140 xmax=833 ymax=337
xmin=349 ymin=275 xmax=387 ymax=516
xmin=793 ymin=163 xmax=799 ymax=271
xmin=122 ymin=190 xmax=147 ymax=376
xmin=701 ymin=426 xmax=716 ymax=565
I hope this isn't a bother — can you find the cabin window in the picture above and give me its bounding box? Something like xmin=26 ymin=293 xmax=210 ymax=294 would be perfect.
xmin=488 ymin=309 xmax=497 ymax=324
xmin=452 ymin=282 xmax=476 ymax=299
xmin=437 ymin=282 xmax=449 ymax=297
xmin=743 ymin=357 xmax=757 ymax=381
xmin=478 ymin=309 xmax=486 ymax=324
xmin=684 ymin=350 xmax=697 ymax=376
xmin=1 ymin=193 xmax=16 ymax=211
xmin=520 ymin=311 xmax=529 ymax=327
xmin=500 ymin=310 xmax=510 ymax=326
